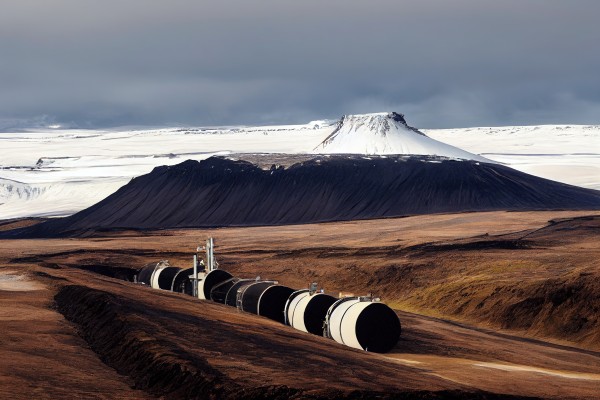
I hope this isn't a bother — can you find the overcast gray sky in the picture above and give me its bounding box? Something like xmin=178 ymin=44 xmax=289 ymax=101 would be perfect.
xmin=1 ymin=0 xmax=599 ymax=130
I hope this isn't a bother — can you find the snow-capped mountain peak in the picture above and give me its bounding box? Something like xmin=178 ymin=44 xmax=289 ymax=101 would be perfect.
xmin=331 ymin=112 xmax=423 ymax=138
xmin=314 ymin=112 xmax=489 ymax=162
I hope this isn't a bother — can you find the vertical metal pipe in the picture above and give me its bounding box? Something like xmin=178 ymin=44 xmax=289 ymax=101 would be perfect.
xmin=211 ymin=237 xmax=214 ymax=271
xmin=193 ymin=254 xmax=198 ymax=298
xmin=205 ymin=239 xmax=212 ymax=272
xmin=207 ymin=237 xmax=215 ymax=271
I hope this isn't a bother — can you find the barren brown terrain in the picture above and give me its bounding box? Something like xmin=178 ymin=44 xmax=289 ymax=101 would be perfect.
xmin=1 ymin=210 xmax=599 ymax=399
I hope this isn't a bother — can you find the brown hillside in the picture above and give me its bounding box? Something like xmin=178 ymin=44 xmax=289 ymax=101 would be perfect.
xmin=1 ymin=210 xmax=600 ymax=398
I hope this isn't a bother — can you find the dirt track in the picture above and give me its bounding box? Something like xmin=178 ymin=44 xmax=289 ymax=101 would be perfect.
xmin=1 ymin=210 xmax=599 ymax=398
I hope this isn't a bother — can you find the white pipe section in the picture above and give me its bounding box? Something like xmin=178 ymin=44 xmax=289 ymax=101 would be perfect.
xmin=290 ymin=292 xmax=313 ymax=332
xmin=198 ymin=275 xmax=208 ymax=300
xmin=289 ymin=292 xmax=333 ymax=333
xmin=327 ymin=298 xmax=360 ymax=345
xmin=285 ymin=290 xmax=309 ymax=329
xmin=150 ymin=266 xmax=166 ymax=290
xmin=328 ymin=299 xmax=394 ymax=351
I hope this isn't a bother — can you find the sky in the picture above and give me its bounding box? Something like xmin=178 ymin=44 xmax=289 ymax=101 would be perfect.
xmin=2 ymin=0 xmax=600 ymax=130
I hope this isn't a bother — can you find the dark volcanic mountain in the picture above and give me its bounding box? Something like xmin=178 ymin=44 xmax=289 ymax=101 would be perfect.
xmin=7 ymin=155 xmax=600 ymax=237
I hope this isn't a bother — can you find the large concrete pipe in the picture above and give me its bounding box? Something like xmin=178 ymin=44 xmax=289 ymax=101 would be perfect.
xmin=171 ymin=267 xmax=194 ymax=295
xmin=146 ymin=261 xmax=172 ymax=288
xmin=287 ymin=291 xmax=337 ymax=335
xmin=237 ymin=282 xmax=294 ymax=324
xmin=299 ymin=293 xmax=338 ymax=335
xmin=224 ymin=279 xmax=256 ymax=307
xmin=325 ymin=297 xmax=401 ymax=353
xmin=237 ymin=281 xmax=276 ymax=314
xmin=257 ymin=285 xmax=295 ymax=324
xmin=210 ymin=277 xmax=239 ymax=304
xmin=153 ymin=266 xmax=182 ymax=290
xmin=136 ymin=263 xmax=157 ymax=285
xmin=284 ymin=289 xmax=309 ymax=326
xmin=198 ymin=269 xmax=233 ymax=300
xmin=150 ymin=266 xmax=167 ymax=289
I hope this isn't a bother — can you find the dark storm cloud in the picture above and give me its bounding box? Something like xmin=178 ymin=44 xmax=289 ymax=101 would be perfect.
xmin=1 ymin=0 xmax=600 ymax=129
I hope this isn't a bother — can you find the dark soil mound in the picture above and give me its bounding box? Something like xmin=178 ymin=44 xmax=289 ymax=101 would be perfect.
xmin=7 ymin=155 xmax=600 ymax=237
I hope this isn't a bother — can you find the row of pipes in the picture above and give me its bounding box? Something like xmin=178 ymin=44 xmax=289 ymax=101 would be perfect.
xmin=135 ymin=239 xmax=401 ymax=353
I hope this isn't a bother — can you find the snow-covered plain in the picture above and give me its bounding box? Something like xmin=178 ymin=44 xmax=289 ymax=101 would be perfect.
xmin=0 ymin=123 xmax=333 ymax=219
xmin=1 ymin=115 xmax=599 ymax=219
xmin=425 ymin=125 xmax=600 ymax=192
